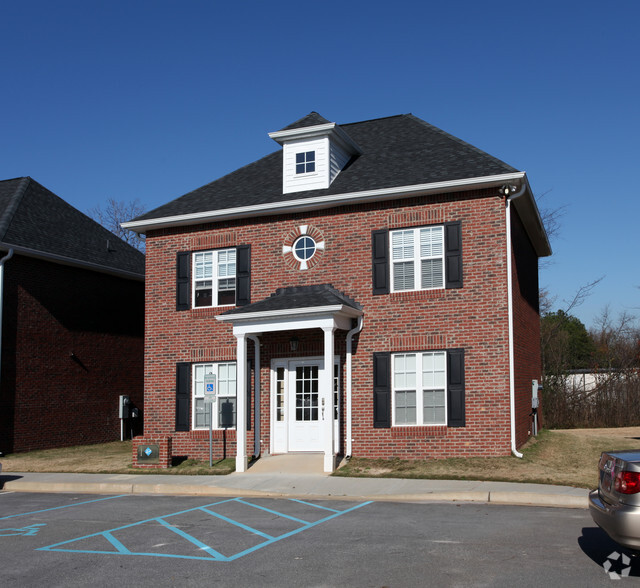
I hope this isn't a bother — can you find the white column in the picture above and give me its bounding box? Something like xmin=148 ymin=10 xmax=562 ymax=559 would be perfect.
xmin=235 ymin=333 xmax=248 ymax=472
xmin=322 ymin=326 xmax=335 ymax=473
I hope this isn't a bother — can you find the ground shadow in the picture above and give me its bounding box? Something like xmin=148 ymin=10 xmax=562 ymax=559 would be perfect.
xmin=0 ymin=474 xmax=23 ymax=490
xmin=579 ymin=526 xmax=640 ymax=577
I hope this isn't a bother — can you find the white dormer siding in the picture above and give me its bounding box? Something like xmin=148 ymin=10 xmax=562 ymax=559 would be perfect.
xmin=330 ymin=141 xmax=350 ymax=185
xmin=269 ymin=120 xmax=361 ymax=195
xmin=283 ymin=137 xmax=330 ymax=194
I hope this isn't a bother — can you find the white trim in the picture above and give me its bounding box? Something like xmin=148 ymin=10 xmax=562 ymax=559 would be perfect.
xmin=122 ymin=172 xmax=527 ymax=233
xmin=216 ymin=304 xmax=362 ymax=323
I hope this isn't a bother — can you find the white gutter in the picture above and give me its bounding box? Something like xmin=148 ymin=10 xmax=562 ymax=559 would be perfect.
xmin=123 ymin=172 xmax=526 ymax=233
xmin=0 ymin=249 xmax=14 ymax=385
xmin=345 ymin=315 xmax=363 ymax=457
xmin=247 ymin=335 xmax=261 ymax=457
xmin=505 ymin=184 xmax=528 ymax=458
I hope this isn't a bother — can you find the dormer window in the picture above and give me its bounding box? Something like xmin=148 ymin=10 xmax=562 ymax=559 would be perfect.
xmin=296 ymin=151 xmax=315 ymax=174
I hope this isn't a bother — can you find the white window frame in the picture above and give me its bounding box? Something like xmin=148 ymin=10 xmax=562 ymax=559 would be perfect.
xmin=392 ymin=351 xmax=447 ymax=426
xmin=390 ymin=225 xmax=444 ymax=292
xmin=192 ymin=247 xmax=236 ymax=308
xmin=192 ymin=362 xmax=237 ymax=430
xmin=295 ymin=150 xmax=316 ymax=175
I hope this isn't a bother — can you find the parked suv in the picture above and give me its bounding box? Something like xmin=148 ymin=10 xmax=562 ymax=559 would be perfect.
xmin=589 ymin=450 xmax=640 ymax=551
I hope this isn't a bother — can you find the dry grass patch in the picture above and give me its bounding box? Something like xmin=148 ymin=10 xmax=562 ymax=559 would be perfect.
xmin=1 ymin=441 xmax=234 ymax=475
xmin=335 ymin=427 xmax=640 ymax=488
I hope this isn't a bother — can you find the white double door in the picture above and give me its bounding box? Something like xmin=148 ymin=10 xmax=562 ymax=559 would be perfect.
xmin=271 ymin=357 xmax=339 ymax=454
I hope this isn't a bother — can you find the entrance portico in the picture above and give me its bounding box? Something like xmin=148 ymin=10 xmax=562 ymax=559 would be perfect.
xmin=216 ymin=285 xmax=363 ymax=473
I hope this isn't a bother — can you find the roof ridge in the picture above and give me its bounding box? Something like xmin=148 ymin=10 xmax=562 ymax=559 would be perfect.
xmin=340 ymin=113 xmax=409 ymax=128
xmin=405 ymin=115 xmax=518 ymax=172
xmin=0 ymin=176 xmax=31 ymax=242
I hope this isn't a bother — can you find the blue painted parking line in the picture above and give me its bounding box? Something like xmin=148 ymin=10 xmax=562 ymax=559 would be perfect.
xmin=0 ymin=495 xmax=128 ymax=521
xmin=38 ymin=497 xmax=372 ymax=562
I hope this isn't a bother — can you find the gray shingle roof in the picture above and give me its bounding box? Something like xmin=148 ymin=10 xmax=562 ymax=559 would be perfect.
xmin=0 ymin=177 xmax=145 ymax=278
xmin=134 ymin=113 xmax=519 ymax=223
xmin=222 ymin=284 xmax=362 ymax=316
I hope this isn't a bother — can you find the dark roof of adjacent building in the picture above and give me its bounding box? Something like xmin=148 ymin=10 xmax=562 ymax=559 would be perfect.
xmin=135 ymin=112 xmax=519 ymax=223
xmin=0 ymin=177 xmax=145 ymax=279
xmin=222 ymin=284 xmax=362 ymax=316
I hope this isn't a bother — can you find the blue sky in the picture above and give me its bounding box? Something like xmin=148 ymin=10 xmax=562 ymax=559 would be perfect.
xmin=2 ymin=1 xmax=638 ymax=328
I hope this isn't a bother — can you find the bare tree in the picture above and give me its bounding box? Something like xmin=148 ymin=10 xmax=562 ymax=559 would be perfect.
xmin=89 ymin=198 xmax=146 ymax=253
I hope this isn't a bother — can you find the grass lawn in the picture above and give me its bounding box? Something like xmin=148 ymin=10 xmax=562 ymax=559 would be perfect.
xmin=2 ymin=427 xmax=640 ymax=487
xmin=336 ymin=427 xmax=640 ymax=488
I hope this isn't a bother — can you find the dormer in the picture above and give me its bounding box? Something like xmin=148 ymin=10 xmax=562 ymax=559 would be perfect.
xmin=269 ymin=112 xmax=361 ymax=195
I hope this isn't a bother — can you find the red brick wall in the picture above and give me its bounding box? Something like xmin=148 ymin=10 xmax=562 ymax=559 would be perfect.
xmin=142 ymin=187 xmax=542 ymax=463
xmin=0 ymin=255 xmax=144 ymax=453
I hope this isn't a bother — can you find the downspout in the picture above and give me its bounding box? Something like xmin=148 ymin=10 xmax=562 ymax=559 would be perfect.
xmin=0 ymin=248 xmax=14 ymax=387
xmin=247 ymin=335 xmax=261 ymax=457
xmin=504 ymin=185 xmax=527 ymax=458
xmin=345 ymin=315 xmax=363 ymax=458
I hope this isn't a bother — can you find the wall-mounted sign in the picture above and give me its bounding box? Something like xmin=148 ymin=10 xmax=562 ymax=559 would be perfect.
xmin=137 ymin=444 xmax=159 ymax=464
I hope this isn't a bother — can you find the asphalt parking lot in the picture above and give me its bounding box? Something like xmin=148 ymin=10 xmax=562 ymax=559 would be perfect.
xmin=0 ymin=491 xmax=635 ymax=586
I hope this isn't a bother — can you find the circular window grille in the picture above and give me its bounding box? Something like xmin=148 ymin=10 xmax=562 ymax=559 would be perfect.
xmin=293 ymin=235 xmax=316 ymax=261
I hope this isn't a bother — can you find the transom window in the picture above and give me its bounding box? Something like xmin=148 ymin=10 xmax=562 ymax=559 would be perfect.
xmin=293 ymin=235 xmax=316 ymax=261
xmin=193 ymin=248 xmax=236 ymax=307
xmin=393 ymin=352 xmax=446 ymax=426
xmin=391 ymin=226 xmax=444 ymax=291
xmin=193 ymin=362 xmax=237 ymax=429
xmin=295 ymin=151 xmax=315 ymax=174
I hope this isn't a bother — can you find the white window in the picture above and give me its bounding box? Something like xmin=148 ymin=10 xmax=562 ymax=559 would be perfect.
xmin=192 ymin=362 xmax=237 ymax=429
xmin=391 ymin=226 xmax=444 ymax=291
xmin=295 ymin=151 xmax=315 ymax=174
xmin=193 ymin=248 xmax=236 ymax=307
xmin=393 ymin=352 xmax=446 ymax=426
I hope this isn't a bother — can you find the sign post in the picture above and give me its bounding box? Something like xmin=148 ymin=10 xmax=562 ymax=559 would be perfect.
xmin=203 ymin=374 xmax=217 ymax=467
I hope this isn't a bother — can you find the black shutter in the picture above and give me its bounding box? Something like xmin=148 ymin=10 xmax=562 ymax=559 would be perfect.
xmin=175 ymin=362 xmax=191 ymax=432
xmin=445 ymin=222 xmax=463 ymax=289
xmin=447 ymin=349 xmax=465 ymax=427
xmin=236 ymin=245 xmax=251 ymax=306
xmin=372 ymin=230 xmax=389 ymax=295
xmin=373 ymin=352 xmax=391 ymax=428
xmin=176 ymin=252 xmax=191 ymax=310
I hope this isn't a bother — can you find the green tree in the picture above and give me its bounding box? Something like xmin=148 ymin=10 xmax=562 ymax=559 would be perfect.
xmin=541 ymin=310 xmax=596 ymax=374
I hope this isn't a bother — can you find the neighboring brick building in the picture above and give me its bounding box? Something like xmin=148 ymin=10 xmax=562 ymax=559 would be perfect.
xmin=124 ymin=112 xmax=550 ymax=472
xmin=0 ymin=177 xmax=145 ymax=454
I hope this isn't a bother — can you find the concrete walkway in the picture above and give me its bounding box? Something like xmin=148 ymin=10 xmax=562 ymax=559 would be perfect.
xmin=0 ymin=454 xmax=589 ymax=508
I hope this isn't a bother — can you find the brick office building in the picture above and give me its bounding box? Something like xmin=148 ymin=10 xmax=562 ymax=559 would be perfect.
xmin=0 ymin=177 xmax=145 ymax=454
xmin=124 ymin=113 xmax=550 ymax=472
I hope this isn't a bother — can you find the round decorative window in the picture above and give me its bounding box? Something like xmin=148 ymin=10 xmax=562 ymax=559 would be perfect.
xmin=282 ymin=225 xmax=325 ymax=270
xmin=293 ymin=235 xmax=316 ymax=261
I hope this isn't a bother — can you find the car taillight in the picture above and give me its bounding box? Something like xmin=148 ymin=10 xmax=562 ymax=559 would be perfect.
xmin=614 ymin=471 xmax=640 ymax=494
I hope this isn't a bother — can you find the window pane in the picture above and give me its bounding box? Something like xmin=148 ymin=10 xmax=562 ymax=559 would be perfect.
xmin=306 ymin=162 xmax=315 ymax=173
xmin=395 ymin=390 xmax=416 ymax=424
xmin=394 ymin=354 xmax=416 ymax=389
xmin=296 ymin=164 xmax=305 ymax=174
xmin=195 ymin=398 xmax=211 ymax=428
xmin=421 ymin=258 xmax=444 ymax=289
xmin=420 ymin=226 xmax=444 ymax=257
xmin=194 ymin=252 xmax=213 ymax=280
xmin=392 ymin=230 xmax=413 ymax=260
xmin=423 ymin=389 xmax=445 ymax=424
xmin=296 ymin=152 xmax=304 ymax=163
xmin=218 ymin=397 xmax=236 ymax=427
xmin=305 ymin=151 xmax=315 ymax=161
xmin=393 ymin=261 xmax=414 ymax=290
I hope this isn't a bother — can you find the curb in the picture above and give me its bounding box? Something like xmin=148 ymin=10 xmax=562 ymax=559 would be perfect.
xmin=2 ymin=480 xmax=589 ymax=508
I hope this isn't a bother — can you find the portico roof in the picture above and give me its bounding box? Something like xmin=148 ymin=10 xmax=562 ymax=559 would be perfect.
xmin=216 ymin=284 xmax=363 ymax=333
